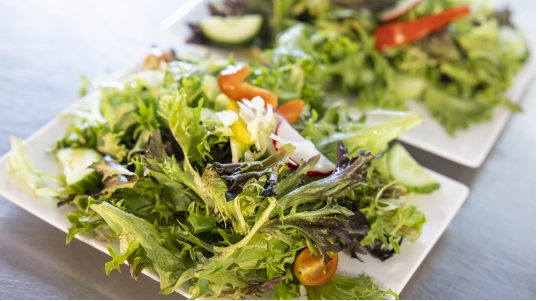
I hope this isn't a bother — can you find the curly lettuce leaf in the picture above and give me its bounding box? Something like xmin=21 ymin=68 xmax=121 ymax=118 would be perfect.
xmin=66 ymin=209 xmax=104 ymax=244
xmin=145 ymin=130 xmax=242 ymax=233
xmin=160 ymin=197 xmax=279 ymax=294
xmin=91 ymin=202 xmax=184 ymax=289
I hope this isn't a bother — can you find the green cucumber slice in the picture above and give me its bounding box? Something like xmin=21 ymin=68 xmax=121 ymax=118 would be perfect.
xmin=57 ymin=148 xmax=103 ymax=194
xmin=388 ymin=143 xmax=440 ymax=193
xmin=200 ymin=15 xmax=262 ymax=45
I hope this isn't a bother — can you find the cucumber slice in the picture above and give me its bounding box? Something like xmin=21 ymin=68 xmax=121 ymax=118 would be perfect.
xmin=200 ymin=15 xmax=262 ymax=45
xmin=372 ymin=152 xmax=391 ymax=182
xmin=57 ymin=148 xmax=103 ymax=194
xmin=388 ymin=143 xmax=440 ymax=193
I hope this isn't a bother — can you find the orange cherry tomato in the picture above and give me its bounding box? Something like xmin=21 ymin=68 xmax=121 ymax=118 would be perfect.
xmin=277 ymin=99 xmax=304 ymax=124
xmin=218 ymin=65 xmax=278 ymax=108
xmin=294 ymin=248 xmax=338 ymax=286
xmin=144 ymin=47 xmax=175 ymax=70
xmin=375 ymin=5 xmax=469 ymax=51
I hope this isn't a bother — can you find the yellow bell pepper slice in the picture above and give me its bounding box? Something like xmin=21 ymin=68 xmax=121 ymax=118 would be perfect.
xmin=225 ymin=101 xmax=253 ymax=145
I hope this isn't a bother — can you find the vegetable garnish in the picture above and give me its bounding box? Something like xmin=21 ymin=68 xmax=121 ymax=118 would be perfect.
xmin=9 ymin=48 xmax=440 ymax=300
xmin=191 ymin=0 xmax=528 ymax=135
xmin=277 ymin=99 xmax=304 ymax=124
xmin=294 ymin=248 xmax=338 ymax=286
xmin=218 ymin=65 xmax=278 ymax=108
xmin=375 ymin=5 xmax=470 ymax=51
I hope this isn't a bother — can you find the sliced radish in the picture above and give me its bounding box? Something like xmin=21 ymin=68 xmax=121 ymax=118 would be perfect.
xmin=379 ymin=0 xmax=422 ymax=22
xmin=272 ymin=119 xmax=335 ymax=176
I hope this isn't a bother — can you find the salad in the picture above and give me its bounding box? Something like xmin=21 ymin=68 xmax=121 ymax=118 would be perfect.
xmin=189 ymin=0 xmax=529 ymax=135
xmin=7 ymin=49 xmax=441 ymax=299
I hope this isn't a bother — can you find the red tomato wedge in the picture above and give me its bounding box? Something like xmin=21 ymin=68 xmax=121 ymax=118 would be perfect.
xmin=277 ymin=99 xmax=304 ymax=124
xmin=375 ymin=5 xmax=470 ymax=51
xmin=218 ymin=65 xmax=278 ymax=108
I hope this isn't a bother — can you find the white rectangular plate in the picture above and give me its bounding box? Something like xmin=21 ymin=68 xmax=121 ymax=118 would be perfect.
xmin=161 ymin=0 xmax=536 ymax=168
xmin=0 ymin=60 xmax=469 ymax=298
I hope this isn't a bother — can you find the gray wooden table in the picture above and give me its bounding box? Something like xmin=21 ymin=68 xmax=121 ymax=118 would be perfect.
xmin=0 ymin=0 xmax=535 ymax=299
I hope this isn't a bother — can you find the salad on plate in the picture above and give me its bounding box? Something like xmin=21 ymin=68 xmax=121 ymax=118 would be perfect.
xmin=6 ymin=49 xmax=443 ymax=299
xmin=188 ymin=0 xmax=529 ymax=135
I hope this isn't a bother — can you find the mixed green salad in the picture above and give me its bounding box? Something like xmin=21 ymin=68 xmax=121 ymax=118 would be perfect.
xmin=190 ymin=0 xmax=529 ymax=135
xmin=7 ymin=49 xmax=442 ymax=299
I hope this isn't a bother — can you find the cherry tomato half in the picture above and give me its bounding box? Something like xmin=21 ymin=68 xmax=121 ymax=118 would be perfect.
xmin=144 ymin=47 xmax=176 ymax=70
xmin=294 ymin=248 xmax=338 ymax=286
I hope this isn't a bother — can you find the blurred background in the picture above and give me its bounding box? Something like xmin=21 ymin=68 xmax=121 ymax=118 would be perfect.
xmin=0 ymin=0 xmax=535 ymax=299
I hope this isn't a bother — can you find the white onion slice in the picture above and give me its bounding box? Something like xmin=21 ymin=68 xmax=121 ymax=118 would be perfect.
xmin=272 ymin=119 xmax=335 ymax=176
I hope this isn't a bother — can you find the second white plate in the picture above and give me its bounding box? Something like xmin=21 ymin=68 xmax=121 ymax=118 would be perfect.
xmin=160 ymin=0 xmax=536 ymax=168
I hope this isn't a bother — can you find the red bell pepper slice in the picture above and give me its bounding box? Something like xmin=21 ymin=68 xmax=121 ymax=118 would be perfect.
xmin=375 ymin=5 xmax=469 ymax=51
xmin=218 ymin=65 xmax=278 ymax=108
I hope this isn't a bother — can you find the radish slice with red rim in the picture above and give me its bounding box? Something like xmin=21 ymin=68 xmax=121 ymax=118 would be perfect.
xmin=271 ymin=119 xmax=335 ymax=176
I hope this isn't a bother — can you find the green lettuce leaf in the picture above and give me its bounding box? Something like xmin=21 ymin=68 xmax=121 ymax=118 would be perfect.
xmin=90 ymin=155 xmax=139 ymax=194
xmin=305 ymin=274 xmax=398 ymax=300
xmin=91 ymin=203 xmax=184 ymax=289
xmin=315 ymin=110 xmax=422 ymax=161
xmin=160 ymin=197 xmax=279 ymax=294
